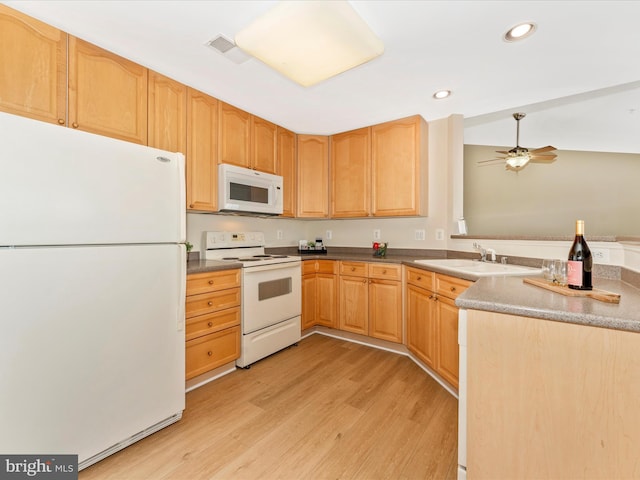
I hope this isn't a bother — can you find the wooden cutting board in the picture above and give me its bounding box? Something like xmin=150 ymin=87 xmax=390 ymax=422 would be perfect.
xmin=523 ymin=277 xmax=621 ymax=304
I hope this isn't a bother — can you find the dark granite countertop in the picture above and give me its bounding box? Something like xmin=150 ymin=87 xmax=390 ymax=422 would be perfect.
xmin=456 ymin=275 xmax=640 ymax=333
xmin=186 ymin=247 xmax=640 ymax=333
xmin=186 ymin=259 xmax=241 ymax=274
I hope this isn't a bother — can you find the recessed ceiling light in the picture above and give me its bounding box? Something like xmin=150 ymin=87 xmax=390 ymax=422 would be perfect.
xmin=433 ymin=90 xmax=452 ymax=99
xmin=503 ymin=22 xmax=537 ymax=42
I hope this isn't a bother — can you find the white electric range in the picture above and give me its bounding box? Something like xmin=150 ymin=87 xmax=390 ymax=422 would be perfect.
xmin=202 ymin=231 xmax=301 ymax=367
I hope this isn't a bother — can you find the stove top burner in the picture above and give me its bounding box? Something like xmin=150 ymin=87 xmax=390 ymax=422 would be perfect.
xmin=222 ymin=257 xmax=240 ymax=260
xmin=239 ymin=257 xmax=261 ymax=262
xmin=253 ymin=255 xmax=271 ymax=258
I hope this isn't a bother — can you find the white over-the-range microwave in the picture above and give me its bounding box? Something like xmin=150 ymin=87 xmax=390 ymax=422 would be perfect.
xmin=218 ymin=164 xmax=283 ymax=216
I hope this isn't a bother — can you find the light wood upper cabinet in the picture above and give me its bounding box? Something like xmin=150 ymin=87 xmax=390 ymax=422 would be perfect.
xmin=68 ymin=37 xmax=148 ymax=144
xmin=297 ymin=134 xmax=329 ymax=218
xmin=251 ymin=115 xmax=278 ymax=174
xmin=331 ymin=127 xmax=371 ymax=217
xmin=371 ymin=115 xmax=428 ymax=216
xmin=186 ymin=88 xmax=218 ymax=212
xmin=277 ymin=127 xmax=297 ymax=217
xmin=148 ymin=71 xmax=186 ymax=154
xmin=0 ymin=5 xmax=67 ymax=126
xmin=218 ymin=101 xmax=251 ymax=168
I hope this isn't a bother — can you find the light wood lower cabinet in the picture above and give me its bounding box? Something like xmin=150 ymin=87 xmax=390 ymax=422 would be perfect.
xmin=466 ymin=309 xmax=640 ymax=478
xmin=336 ymin=261 xmax=403 ymax=343
xmin=185 ymin=269 xmax=241 ymax=380
xmin=405 ymin=266 xmax=471 ymax=389
xmin=301 ymin=260 xmax=338 ymax=329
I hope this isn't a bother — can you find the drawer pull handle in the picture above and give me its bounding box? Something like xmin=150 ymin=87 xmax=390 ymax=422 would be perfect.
xmin=208 ymin=280 xmax=214 ymax=285
xmin=207 ymin=301 xmax=213 ymax=306
xmin=417 ymin=276 xmax=422 ymax=281
xmin=207 ymin=322 xmax=213 ymax=327
xmin=451 ymin=287 xmax=457 ymax=292
xmin=189 ymin=204 xmax=195 ymax=208
xmin=382 ymin=269 xmax=387 ymax=274
xmin=351 ymin=267 xmax=355 ymax=272
xmin=207 ymin=351 xmax=213 ymax=356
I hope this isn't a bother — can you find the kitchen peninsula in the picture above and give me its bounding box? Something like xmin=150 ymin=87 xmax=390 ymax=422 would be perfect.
xmin=456 ymin=273 xmax=640 ymax=478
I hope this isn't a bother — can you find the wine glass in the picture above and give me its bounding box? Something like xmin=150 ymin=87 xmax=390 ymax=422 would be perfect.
xmin=553 ymin=260 xmax=568 ymax=286
xmin=542 ymin=259 xmax=555 ymax=282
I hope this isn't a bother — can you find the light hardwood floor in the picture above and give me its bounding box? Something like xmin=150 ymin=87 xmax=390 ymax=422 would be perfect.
xmin=80 ymin=334 xmax=458 ymax=480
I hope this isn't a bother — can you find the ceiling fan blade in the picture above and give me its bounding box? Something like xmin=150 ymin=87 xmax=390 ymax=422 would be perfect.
xmin=477 ymin=158 xmax=506 ymax=164
xmin=495 ymin=150 xmax=511 ymax=155
xmin=477 ymin=160 xmax=506 ymax=166
xmin=530 ymin=145 xmax=556 ymax=154
xmin=530 ymin=154 xmax=557 ymax=160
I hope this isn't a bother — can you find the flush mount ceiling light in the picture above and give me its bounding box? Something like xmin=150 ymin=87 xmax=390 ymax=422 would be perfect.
xmin=503 ymin=22 xmax=537 ymax=42
xmin=433 ymin=89 xmax=452 ymax=99
xmin=235 ymin=1 xmax=384 ymax=87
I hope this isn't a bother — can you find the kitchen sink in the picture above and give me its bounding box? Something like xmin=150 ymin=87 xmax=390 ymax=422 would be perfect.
xmin=413 ymin=258 xmax=542 ymax=277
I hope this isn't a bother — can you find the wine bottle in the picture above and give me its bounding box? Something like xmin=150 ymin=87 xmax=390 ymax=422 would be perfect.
xmin=567 ymin=220 xmax=592 ymax=290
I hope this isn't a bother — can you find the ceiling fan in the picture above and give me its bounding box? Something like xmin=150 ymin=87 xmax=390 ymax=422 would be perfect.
xmin=478 ymin=113 xmax=557 ymax=171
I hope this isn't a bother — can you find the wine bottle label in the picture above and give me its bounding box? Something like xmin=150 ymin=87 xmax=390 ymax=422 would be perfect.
xmin=567 ymin=260 xmax=583 ymax=286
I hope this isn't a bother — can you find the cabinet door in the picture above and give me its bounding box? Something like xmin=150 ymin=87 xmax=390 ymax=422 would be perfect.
xmin=437 ymin=295 xmax=459 ymax=389
xmin=218 ymin=102 xmax=251 ymax=168
xmin=251 ymin=115 xmax=277 ymax=173
xmin=297 ymin=134 xmax=329 ymax=218
xmin=331 ymin=127 xmax=371 ymax=217
xmin=339 ymin=275 xmax=369 ymax=335
xmin=301 ymin=274 xmax=317 ymax=330
xmin=68 ymin=37 xmax=147 ymax=144
xmin=371 ymin=115 xmax=427 ymax=216
xmin=316 ymin=273 xmax=338 ymax=328
xmin=0 ymin=5 xmax=67 ymax=126
xmin=186 ymin=88 xmax=218 ymax=211
xmin=277 ymin=127 xmax=296 ymax=217
xmin=406 ymin=284 xmax=436 ymax=368
xmin=369 ymin=279 xmax=402 ymax=343
xmin=148 ymin=70 xmax=186 ymax=154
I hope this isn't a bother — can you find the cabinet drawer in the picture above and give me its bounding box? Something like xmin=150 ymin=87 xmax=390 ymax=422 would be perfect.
xmin=406 ymin=266 xmax=435 ymax=290
xmin=302 ymin=260 xmax=317 ymax=275
xmin=303 ymin=259 xmax=337 ymax=274
xmin=369 ymin=263 xmax=401 ymax=280
xmin=435 ymin=273 xmax=471 ymax=299
xmin=185 ymin=288 xmax=241 ymax=318
xmin=340 ymin=261 xmax=368 ymax=277
xmin=185 ymin=326 xmax=240 ymax=380
xmin=186 ymin=306 xmax=240 ymax=341
xmin=186 ymin=269 xmax=241 ymax=296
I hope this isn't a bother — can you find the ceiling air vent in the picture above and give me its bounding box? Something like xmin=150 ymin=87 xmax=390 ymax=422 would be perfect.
xmin=205 ymin=35 xmax=251 ymax=64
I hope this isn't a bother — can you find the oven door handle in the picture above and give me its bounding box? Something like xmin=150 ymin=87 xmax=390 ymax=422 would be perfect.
xmin=242 ymin=262 xmax=301 ymax=274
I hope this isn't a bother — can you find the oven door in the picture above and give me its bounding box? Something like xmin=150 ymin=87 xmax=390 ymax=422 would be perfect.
xmin=242 ymin=262 xmax=301 ymax=334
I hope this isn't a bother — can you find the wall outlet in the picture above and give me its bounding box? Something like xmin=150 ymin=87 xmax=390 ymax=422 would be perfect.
xmin=325 ymin=230 xmax=332 ymax=240
xmin=414 ymin=229 xmax=425 ymax=241
xmin=591 ymin=248 xmax=610 ymax=263
xmin=435 ymin=229 xmax=445 ymax=241
xmin=276 ymin=230 xmax=283 ymax=240
xmin=373 ymin=229 xmax=381 ymax=240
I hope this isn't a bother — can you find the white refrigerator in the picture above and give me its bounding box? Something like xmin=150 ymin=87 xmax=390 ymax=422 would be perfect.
xmin=0 ymin=112 xmax=186 ymax=470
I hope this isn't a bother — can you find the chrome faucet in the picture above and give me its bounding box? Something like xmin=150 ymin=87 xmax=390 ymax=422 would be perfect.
xmin=473 ymin=242 xmax=496 ymax=262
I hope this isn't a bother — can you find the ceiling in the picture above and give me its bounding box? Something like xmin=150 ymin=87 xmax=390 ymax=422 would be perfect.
xmin=7 ymin=1 xmax=640 ymax=152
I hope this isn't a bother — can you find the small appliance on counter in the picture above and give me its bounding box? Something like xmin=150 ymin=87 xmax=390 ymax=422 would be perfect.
xmin=297 ymin=238 xmax=327 ymax=254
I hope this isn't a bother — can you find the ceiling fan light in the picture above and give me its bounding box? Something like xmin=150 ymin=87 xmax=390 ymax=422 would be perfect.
xmin=506 ymin=153 xmax=531 ymax=169
xmin=235 ymin=1 xmax=384 ymax=87
xmin=504 ymin=22 xmax=537 ymax=42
